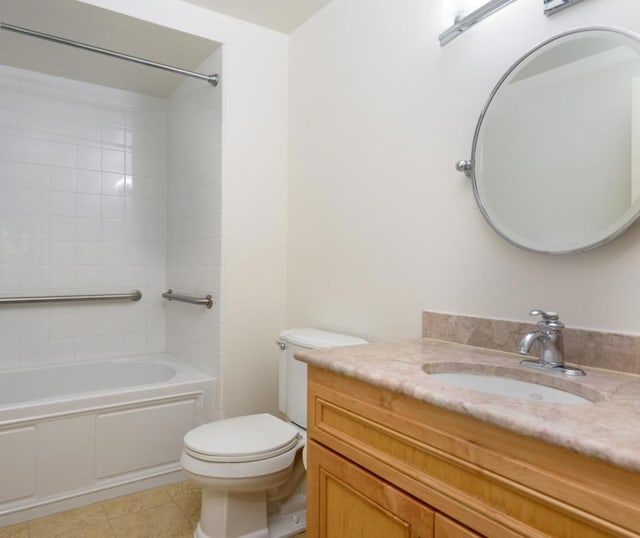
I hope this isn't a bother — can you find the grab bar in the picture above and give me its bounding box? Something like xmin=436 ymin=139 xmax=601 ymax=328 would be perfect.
xmin=0 ymin=290 xmax=142 ymax=306
xmin=162 ymin=289 xmax=213 ymax=309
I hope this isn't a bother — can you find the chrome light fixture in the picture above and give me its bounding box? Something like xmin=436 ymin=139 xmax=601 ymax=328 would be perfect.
xmin=439 ymin=0 xmax=518 ymax=46
xmin=544 ymin=0 xmax=585 ymax=16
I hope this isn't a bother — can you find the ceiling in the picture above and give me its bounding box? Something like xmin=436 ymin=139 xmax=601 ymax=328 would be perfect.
xmin=182 ymin=0 xmax=333 ymax=34
xmin=0 ymin=0 xmax=330 ymax=96
xmin=0 ymin=0 xmax=220 ymax=97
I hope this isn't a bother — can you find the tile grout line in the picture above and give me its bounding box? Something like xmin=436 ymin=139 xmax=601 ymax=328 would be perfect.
xmin=99 ymin=498 xmax=117 ymax=538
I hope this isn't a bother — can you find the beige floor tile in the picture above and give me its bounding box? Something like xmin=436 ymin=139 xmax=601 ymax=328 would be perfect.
xmin=110 ymin=503 xmax=193 ymax=538
xmin=29 ymin=502 xmax=108 ymax=538
xmin=15 ymin=481 xmax=304 ymax=538
xmin=166 ymin=531 xmax=195 ymax=538
xmin=162 ymin=481 xmax=200 ymax=498
xmin=164 ymin=480 xmax=201 ymax=525
xmin=173 ymin=490 xmax=201 ymax=522
xmin=46 ymin=519 xmax=114 ymax=538
xmin=0 ymin=523 xmax=28 ymax=538
xmin=102 ymin=486 xmax=172 ymax=519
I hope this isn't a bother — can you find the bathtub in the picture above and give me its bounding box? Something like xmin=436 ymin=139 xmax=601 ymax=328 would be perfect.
xmin=0 ymin=353 xmax=215 ymax=526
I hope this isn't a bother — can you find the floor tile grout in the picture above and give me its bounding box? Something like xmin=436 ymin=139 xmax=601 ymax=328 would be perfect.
xmin=98 ymin=500 xmax=116 ymax=538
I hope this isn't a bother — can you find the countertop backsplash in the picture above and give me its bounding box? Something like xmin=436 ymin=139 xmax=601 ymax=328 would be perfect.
xmin=422 ymin=311 xmax=640 ymax=376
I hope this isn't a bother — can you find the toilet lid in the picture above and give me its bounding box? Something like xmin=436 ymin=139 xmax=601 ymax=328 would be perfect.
xmin=184 ymin=413 xmax=301 ymax=463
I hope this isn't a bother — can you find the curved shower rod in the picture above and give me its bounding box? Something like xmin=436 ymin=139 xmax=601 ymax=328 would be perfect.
xmin=0 ymin=22 xmax=219 ymax=87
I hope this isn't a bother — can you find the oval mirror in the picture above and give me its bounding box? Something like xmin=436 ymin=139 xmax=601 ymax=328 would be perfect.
xmin=470 ymin=27 xmax=640 ymax=254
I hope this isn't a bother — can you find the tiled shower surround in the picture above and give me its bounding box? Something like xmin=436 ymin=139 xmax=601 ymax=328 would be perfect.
xmin=0 ymin=53 xmax=222 ymax=375
xmin=166 ymin=52 xmax=222 ymax=378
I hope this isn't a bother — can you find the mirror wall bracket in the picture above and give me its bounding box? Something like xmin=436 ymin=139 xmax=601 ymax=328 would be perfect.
xmin=544 ymin=0 xmax=585 ymax=16
xmin=456 ymin=160 xmax=472 ymax=177
xmin=439 ymin=0 xmax=518 ymax=47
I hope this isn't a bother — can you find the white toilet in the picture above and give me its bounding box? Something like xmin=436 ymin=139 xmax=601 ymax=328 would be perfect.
xmin=181 ymin=328 xmax=367 ymax=538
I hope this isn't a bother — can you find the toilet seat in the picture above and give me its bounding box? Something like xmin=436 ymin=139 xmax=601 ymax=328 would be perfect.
xmin=184 ymin=413 xmax=302 ymax=463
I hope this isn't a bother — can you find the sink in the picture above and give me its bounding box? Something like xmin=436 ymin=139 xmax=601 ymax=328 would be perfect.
xmin=422 ymin=363 xmax=600 ymax=405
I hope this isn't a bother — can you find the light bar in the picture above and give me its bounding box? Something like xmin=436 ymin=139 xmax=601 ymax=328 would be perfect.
xmin=439 ymin=0 xmax=518 ymax=47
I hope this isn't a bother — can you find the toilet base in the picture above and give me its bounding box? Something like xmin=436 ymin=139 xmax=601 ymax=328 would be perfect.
xmin=266 ymin=492 xmax=306 ymax=538
xmin=196 ymin=488 xmax=270 ymax=538
xmin=193 ymin=490 xmax=307 ymax=538
xmin=194 ymin=512 xmax=305 ymax=538
xmin=194 ymin=522 xmax=269 ymax=538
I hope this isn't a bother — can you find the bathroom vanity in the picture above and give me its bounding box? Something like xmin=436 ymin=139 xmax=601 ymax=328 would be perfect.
xmin=297 ymin=339 xmax=640 ymax=537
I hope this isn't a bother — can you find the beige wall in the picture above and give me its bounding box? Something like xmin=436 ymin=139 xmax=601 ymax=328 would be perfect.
xmin=288 ymin=0 xmax=640 ymax=341
xmin=80 ymin=0 xmax=289 ymax=418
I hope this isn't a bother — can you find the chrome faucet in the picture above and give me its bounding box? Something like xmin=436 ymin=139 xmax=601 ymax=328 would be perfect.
xmin=517 ymin=309 xmax=585 ymax=376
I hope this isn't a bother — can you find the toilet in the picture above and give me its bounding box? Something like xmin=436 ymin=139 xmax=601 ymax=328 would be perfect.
xmin=181 ymin=328 xmax=367 ymax=538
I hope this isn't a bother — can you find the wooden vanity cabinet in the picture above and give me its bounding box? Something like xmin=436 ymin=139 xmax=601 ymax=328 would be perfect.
xmin=311 ymin=441 xmax=436 ymax=537
xmin=306 ymin=366 xmax=640 ymax=538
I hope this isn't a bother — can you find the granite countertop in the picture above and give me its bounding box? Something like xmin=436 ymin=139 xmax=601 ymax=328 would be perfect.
xmin=295 ymin=338 xmax=640 ymax=473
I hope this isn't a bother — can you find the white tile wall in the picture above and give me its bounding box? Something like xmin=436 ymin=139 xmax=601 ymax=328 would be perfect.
xmin=166 ymin=50 xmax=222 ymax=377
xmin=0 ymin=65 xmax=168 ymax=369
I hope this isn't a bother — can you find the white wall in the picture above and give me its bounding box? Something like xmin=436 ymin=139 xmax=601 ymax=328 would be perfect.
xmin=79 ymin=0 xmax=289 ymax=418
xmin=288 ymin=0 xmax=640 ymax=340
xmin=167 ymin=49 xmax=223 ymax=383
xmin=0 ymin=65 xmax=167 ymax=370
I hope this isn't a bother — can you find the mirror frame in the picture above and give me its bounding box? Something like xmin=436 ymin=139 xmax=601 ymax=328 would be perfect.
xmin=469 ymin=26 xmax=640 ymax=254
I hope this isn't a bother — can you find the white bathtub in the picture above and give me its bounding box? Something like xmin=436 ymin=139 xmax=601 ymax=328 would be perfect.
xmin=0 ymin=353 xmax=215 ymax=526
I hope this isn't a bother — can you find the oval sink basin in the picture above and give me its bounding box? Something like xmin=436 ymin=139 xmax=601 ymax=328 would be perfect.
xmin=422 ymin=363 xmax=600 ymax=404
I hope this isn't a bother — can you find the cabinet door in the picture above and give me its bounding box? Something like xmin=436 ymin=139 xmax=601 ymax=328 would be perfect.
xmin=434 ymin=514 xmax=482 ymax=538
xmin=308 ymin=441 xmax=434 ymax=538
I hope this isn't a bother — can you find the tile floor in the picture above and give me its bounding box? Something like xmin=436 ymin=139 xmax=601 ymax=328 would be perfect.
xmin=0 ymin=482 xmax=307 ymax=538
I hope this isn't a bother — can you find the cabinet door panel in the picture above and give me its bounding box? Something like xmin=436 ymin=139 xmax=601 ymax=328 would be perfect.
xmin=308 ymin=441 xmax=434 ymax=538
xmin=435 ymin=514 xmax=482 ymax=538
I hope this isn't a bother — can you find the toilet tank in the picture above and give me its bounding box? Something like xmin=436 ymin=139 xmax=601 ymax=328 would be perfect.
xmin=277 ymin=328 xmax=367 ymax=429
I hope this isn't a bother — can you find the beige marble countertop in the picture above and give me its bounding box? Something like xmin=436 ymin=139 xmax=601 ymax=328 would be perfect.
xmin=295 ymin=338 xmax=640 ymax=473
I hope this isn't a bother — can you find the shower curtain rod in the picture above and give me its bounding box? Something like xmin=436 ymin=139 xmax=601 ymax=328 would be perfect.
xmin=0 ymin=22 xmax=219 ymax=87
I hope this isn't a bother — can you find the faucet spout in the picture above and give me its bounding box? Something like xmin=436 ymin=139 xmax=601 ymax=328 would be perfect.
xmin=517 ymin=330 xmax=541 ymax=355
xmin=517 ymin=330 xmax=563 ymax=366
xmin=517 ymin=309 xmax=585 ymax=376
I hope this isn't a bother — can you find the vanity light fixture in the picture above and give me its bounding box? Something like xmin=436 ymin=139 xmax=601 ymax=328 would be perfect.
xmin=439 ymin=0 xmax=518 ymax=46
xmin=544 ymin=0 xmax=584 ymax=16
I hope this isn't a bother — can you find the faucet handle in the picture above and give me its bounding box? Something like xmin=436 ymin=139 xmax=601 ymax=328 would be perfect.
xmin=529 ymin=309 xmax=559 ymax=321
xmin=529 ymin=309 xmax=564 ymax=330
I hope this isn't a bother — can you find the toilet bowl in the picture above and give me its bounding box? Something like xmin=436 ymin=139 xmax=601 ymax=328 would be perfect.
xmin=182 ymin=329 xmax=367 ymax=538
xmin=181 ymin=413 xmax=305 ymax=538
